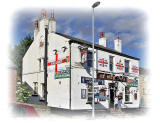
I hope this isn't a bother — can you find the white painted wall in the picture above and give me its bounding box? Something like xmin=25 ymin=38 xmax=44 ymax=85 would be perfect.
xmin=23 ymin=16 xmax=139 ymax=109
xmin=47 ymin=33 xmax=70 ymax=109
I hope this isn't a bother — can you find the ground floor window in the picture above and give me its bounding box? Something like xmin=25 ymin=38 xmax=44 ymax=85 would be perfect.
xmin=87 ymin=84 xmax=92 ymax=102
xmin=81 ymin=89 xmax=87 ymax=99
xmin=125 ymin=87 xmax=130 ymax=101
xmin=99 ymin=89 xmax=106 ymax=101
xmin=40 ymin=83 xmax=45 ymax=100
xmin=134 ymin=93 xmax=137 ymax=100
xmin=33 ymin=82 xmax=38 ymax=95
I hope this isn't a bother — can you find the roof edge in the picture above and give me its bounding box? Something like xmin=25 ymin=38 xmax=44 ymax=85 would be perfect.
xmin=56 ymin=32 xmax=140 ymax=61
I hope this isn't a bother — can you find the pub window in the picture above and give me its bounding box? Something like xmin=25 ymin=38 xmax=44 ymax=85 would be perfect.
xmin=87 ymin=51 xmax=93 ymax=67
xmin=99 ymin=89 xmax=106 ymax=101
xmin=125 ymin=87 xmax=130 ymax=101
xmin=81 ymin=89 xmax=87 ymax=99
xmin=134 ymin=93 xmax=137 ymax=100
xmin=33 ymin=82 xmax=38 ymax=95
xmin=125 ymin=60 xmax=130 ymax=73
xmin=109 ymin=56 xmax=114 ymax=71
xmin=87 ymin=84 xmax=92 ymax=102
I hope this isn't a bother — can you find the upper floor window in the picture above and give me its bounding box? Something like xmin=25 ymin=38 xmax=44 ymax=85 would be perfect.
xmin=87 ymin=51 xmax=93 ymax=67
xmin=38 ymin=58 xmax=41 ymax=72
xmin=125 ymin=60 xmax=130 ymax=73
xmin=109 ymin=56 xmax=114 ymax=71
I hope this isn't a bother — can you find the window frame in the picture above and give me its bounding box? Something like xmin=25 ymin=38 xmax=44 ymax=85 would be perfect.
xmin=125 ymin=86 xmax=130 ymax=102
xmin=109 ymin=56 xmax=114 ymax=71
xmin=33 ymin=82 xmax=38 ymax=95
xmin=125 ymin=60 xmax=130 ymax=73
xmin=81 ymin=89 xmax=87 ymax=99
xmin=87 ymin=51 xmax=93 ymax=67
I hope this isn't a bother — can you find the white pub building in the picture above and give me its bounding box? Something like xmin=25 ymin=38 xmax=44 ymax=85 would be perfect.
xmin=22 ymin=10 xmax=140 ymax=110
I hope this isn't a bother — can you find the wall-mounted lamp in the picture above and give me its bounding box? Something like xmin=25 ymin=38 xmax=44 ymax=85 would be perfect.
xmin=62 ymin=46 xmax=67 ymax=52
xmin=53 ymin=49 xmax=57 ymax=55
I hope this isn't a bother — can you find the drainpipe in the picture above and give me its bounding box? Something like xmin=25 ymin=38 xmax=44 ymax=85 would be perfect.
xmin=44 ymin=27 xmax=48 ymax=105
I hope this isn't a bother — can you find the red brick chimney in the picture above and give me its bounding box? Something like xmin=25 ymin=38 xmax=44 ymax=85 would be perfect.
xmin=99 ymin=32 xmax=106 ymax=47
xmin=100 ymin=32 xmax=105 ymax=38
xmin=35 ymin=20 xmax=39 ymax=29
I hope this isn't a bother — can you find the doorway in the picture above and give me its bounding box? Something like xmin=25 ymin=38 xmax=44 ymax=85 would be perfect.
xmin=109 ymin=83 xmax=115 ymax=108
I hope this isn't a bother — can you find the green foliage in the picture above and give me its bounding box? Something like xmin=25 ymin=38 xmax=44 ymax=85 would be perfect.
xmin=10 ymin=35 xmax=33 ymax=79
xmin=16 ymin=83 xmax=33 ymax=103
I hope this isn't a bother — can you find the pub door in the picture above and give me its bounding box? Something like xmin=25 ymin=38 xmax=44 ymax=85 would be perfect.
xmin=109 ymin=83 xmax=115 ymax=108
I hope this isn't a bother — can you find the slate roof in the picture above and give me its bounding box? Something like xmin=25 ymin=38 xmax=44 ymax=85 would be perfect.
xmin=56 ymin=32 xmax=140 ymax=60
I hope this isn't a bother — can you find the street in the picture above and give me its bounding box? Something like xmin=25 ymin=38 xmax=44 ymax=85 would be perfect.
xmin=35 ymin=106 xmax=149 ymax=119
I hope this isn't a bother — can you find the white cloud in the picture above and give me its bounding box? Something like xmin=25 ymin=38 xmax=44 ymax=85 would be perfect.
xmin=64 ymin=27 xmax=72 ymax=35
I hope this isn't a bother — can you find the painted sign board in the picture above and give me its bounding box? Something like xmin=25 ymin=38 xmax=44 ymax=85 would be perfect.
xmin=55 ymin=67 xmax=70 ymax=79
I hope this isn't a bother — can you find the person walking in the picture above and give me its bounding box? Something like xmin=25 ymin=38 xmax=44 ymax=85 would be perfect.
xmin=118 ymin=93 xmax=123 ymax=112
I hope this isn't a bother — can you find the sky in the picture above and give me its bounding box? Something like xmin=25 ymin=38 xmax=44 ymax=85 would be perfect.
xmin=12 ymin=8 xmax=148 ymax=68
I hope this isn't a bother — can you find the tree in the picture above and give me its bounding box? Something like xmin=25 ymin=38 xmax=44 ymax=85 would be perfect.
xmin=10 ymin=35 xmax=33 ymax=80
xmin=16 ymin=83 xmax=33 ymax=103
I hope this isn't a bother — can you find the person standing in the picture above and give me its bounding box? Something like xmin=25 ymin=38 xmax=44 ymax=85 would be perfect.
xmin=118 ymin=93 xmax=123 ymax=112
xmin=114 ymin=96 xmax=118 ymax=110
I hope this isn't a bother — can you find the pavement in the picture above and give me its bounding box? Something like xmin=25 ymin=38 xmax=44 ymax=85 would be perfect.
xmin=29 ymin=103 xmax=149 ymax=119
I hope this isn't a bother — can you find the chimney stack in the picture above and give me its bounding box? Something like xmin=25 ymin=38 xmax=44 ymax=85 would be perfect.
xmin=34 ymin=20 xmax=39 ymax=40
xmin=99 ymin=32 xmax=106 ymax=47
xmin=51 ymin=9 xmax=54 ymax=18
xmin=49 ymin=9 xmax=56 ymax=33
xmin=114 ymin=33 xmax=122 ymax=52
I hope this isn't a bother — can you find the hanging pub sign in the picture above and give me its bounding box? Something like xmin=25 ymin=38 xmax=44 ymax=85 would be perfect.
xmin=98 ymin=58 xmax=108 ymax=67
xmin=126 ymin=77 xmax=138 ymax=87
xmin=97 ymin=73 xmax=128 ymax=82
xmin=80 ymin=48 xmax=88 ymax=63
xmin=116 ymin=59 xmax=124 ymax=70
xmin=132 ymin=66 xmax=139 ymax=73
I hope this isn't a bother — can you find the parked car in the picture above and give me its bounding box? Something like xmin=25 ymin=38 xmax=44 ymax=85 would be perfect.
xmin=10 ymin=103 xmax=38 ymax=117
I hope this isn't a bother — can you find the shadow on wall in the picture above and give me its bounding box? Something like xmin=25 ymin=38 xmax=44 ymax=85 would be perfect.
xmin=23 ymin=82 xmax=45 ymax=105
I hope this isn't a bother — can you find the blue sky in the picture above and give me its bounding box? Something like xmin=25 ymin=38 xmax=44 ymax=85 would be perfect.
xmin=12 ymin=8 xmax=148 ymax=68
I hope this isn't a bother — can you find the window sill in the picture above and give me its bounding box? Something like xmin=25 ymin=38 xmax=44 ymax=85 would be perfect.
xmin=40 ymin=98 xmax=45 ymax=101
xmin=124 ymin=102 xmax=133 ymax=104
xmin=32 ymin=94 xmax=38 ymax=96
xmin=86 ymin=101 xmax=98 ymax=104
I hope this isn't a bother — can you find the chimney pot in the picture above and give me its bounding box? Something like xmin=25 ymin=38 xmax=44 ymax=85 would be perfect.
xmin=41 ymin=9 xmax=46 ymax=18
xmin=51 ymin=9 xmax=54 ymax=18
xmin=100 ymin=32 xmax=105 ymax=38
xmin=35 ymin=20 xmax=39 ymax=28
